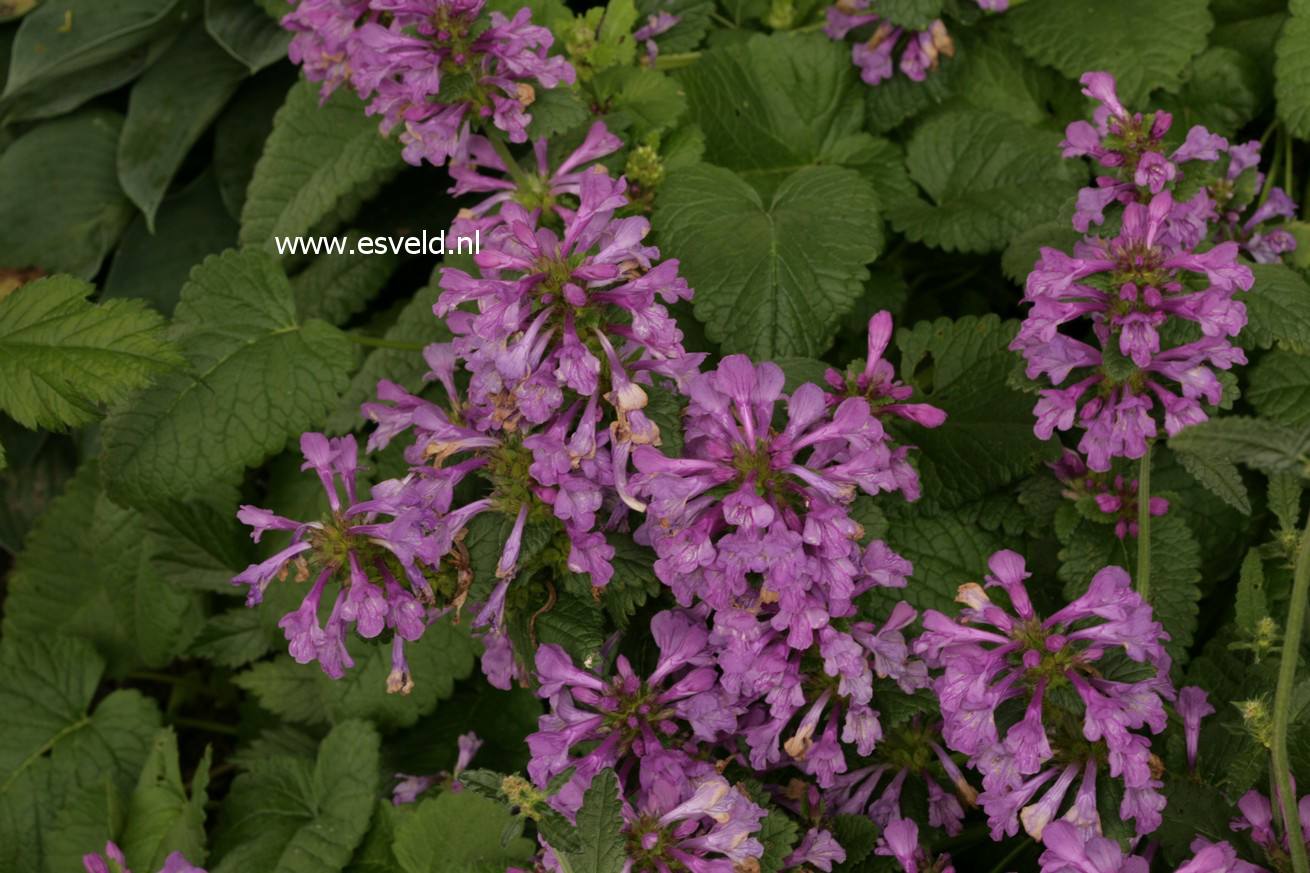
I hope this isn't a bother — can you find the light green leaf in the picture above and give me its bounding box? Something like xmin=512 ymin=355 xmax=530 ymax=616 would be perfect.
xmin=240 ymin=79 xmax=404 ymax=251
xmin=121 ymin=730 xmax=210 ymax=871
xmin=524 ymin=86 xmax=591 ymax=138
xmin=206 ymin=0 xmax=292 ymax=72
xmin=233 ymin=617 xmax=477 ymax=729
xmin=0 ymin=636 xmax=162 ymax=873
xmin=1169 ymin=417 xmax=1310 ymax=478
xmin=3 ymin=465 xmax=203 ymax=674
xmin=212 ymin=721 xmax=380 ymax=873
xmin=1007 ymin=0 xmax=1212 ymax=105
xmin=392 ymin=790 xmax=534 ymax=873
xmin=1249 ymin=349 xmax=1310 ymax=427
xmin=0 ymin=111 xmax=135 ymax=278
xmin=1175 ymin=449 xmax=1252 ymax=515
xmin=560 ymin=770 xmax=625 ymax=873
xmin=0 ymin=275 xmax=183 ymax=430
xmin=895 ymin=315 xmax=1060 ymax=506
xmin=1240 ymin=263 xmax=1310 ymax=352
xmin=1235 ymin=550 xmax=1268 ymax=638
xmin=653 ymin=163 xmax=882 ymax=358
xmin=1277 ymin=0 xmax=1310 ymax=139
xmin=100 ymin=249 xmax=353 ymax=506
xmin=1269 ymin=472 xmax=1304 ymax=531
xmin=118 ymin=23 xmax=248 ymax=228
xmin=887 ymin=109 xmax=1084 ymax=253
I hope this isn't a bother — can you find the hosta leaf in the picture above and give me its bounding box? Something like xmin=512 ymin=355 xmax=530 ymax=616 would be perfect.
xmin=887 ymin=110 xmax=1084 ymax=253
xmin=1169 ymin=417 xmax=1310 ymax=478
xmin=118 ymin=23 xmax=248 ymax=228
xmin=653 ymin=163 xmax=882 ymax=358
xmin=4 ymin=465 xmax=203 ymax=674
xmin=1249 ymin=349 xmax=1310 ymax=427
xmin=0 ymin=111 xmax=135 ymax=279
xmin=0 ymin=636 xmax=161 ymax=873
xmin=100 ymin=249 xmax=353 ymax=506
xmin=240 ymin=79 xmax=404 ymax=251
xmin=121 ymin=730 xmax=210 ymax=871
xmin=1277 ymin=0 xmax=1310 ymax=139
xmin=1239 ymin=264 xmax=1310 ymax=352
xmin=392 ymin=788 xmax=534 ymax=873
xmin=895 ymin=315 xmax=1059 ymax=507
xmin=212 ymin=721 xmax=380 ymax=873
xmin=206 ymin=0 xmax=292 ymax=73
xmin=0 ymin=276 xmax=183 ymax=430
xmin=1007 ymin=0 xmax=1212 ymax=105
xmin=233 ymin=617 xmax=477 ymax=729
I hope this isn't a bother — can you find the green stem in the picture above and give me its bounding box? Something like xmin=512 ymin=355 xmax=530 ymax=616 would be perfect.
xmin=1136 ymin=445 xmax=1152 ymax=604
xmin=987 ymin=837 xmax=1034 ymax=873
xmin=483 ymin=127 xmax=533 ymax=189
xmin=709 ymin=11 xmax=739 ymax=28
xmin=167 ymin=716 xmax=239 ymax=736
xmin=1261 ymin=130 xmax=1286 ymax=210
xmin=1272 ymin=503 xmax=1310 ymax=873
xmin=654 ymin=51 xmax=700 ymax=71
xmin=345 ymin=334 xmax=428 ymax=351
xmin=1287 ymin=126 xmax=1295 ymax=199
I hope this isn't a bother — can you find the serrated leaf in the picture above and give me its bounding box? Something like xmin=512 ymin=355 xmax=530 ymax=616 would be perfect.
xmin=1236 ymin=550 xmax=1268 ymax=637
xmin=327 ymin=282 xmax=451 ymax=433
xmin=756 ymin=809 xmax=800 ymax=873
xmin=1277 ymin=0 xmax=1310 ymax=139
xmin=1157 ymin=781 xmax=1235 ymax=866
xmin=1169 ymin=417 xmax=1310 ymax=478
xmin=593 ymin=66 xmax=686 ymax=137
xmin=831 ymin=815 xmax=879 ymax=870
xmin=525 ymin=86 xmax=592 ymax=139
xmin=887 ymin=110 xmax=1083 ymax=253
xmin=1007 ymin=0 xmax=1212 ymax=105
xmin=190 ymin=607 xmax=270 ymax=668
xmin=1270 ymin=472 xmax=1305 ymax=531
xmin=118 ymin=23 xmax=247 ymax=229
xmin=0 ymin=636 xmax=162 ymax=873
xmin=233 ymin=617 xmax=477 ymax=729
xmin=43 ymin=774 xmax=127 ymax=873
xmin=895 ymin=315 xmax=1059 ymax=506
xmin=653 ymin=163 xmax=881 ymax=358
xmin=1160 ymin=45 xmax=1268 ymax=137
xmin=206 ymin=0 xmax=293 ymax=73
xmin=0 ymin=276 xmax=183 ymax=430
xmin=1002 ymin=220 xmax=1086 ymax=286
xmin=121 ymin=730 xmax=210 ymax=871
xmin=291 ymin=231 xmax=405 ymax=325
xmin=4 ymin=465 xmax=203 ymax=674
xmin=212 ymin=721 xmax=381 ymax=873
xmin=877 ymin=509 xmax=1006 ymax=615
xmin=535 ymin=592 xmax=607 ymax=663
xmin=600 ymin=536 xmax=662 ymax=627
xmin=0 ymin=111 xmax=135 ymax=279
xmin=1239 ymin=263 xmax=1310 ymax=352
xmin=240 ymin=79 xmax=404 ymax=252
xmin=392 ymin=789 xmax=534 ymax=873
xmin=1249 ymin=349 xmax=1310 ymax=428
xmin=561 ymin=769 xmax=625 ymax=873
xmin=1175 ymin=449 xmax=1251 ymax=514
xmin=101 ymin=249 xmax=353 ymax=506
xmin=875 ymin=0 xmax=941 ymax=29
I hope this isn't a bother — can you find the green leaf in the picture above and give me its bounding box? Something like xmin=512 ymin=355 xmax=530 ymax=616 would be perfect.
xmin=756 ymin=809 xmax=800 ymax=873
xmin=214 ymin=72 xmax=296 ymax=219
xmin=1174 ymin=449 xmax=1251 ymax=514
xmin=4 ymin=465 xmax=203 ymax=674
xmin=0 ymin=276 xmax=183 ymax=430
xmin=1249 ymin=349 xmax=1310 ymax=428
xmin=1 ymin=0 xmax=186 ymax=100
xmin=653 ymin=163 xmax=882 ymax=358
xmin=291 ymin=231 xmax=405 ymax=324
xmin=190 ymin=607 xmax=270 ymax=668
xmin=121 ymin=730 xmax=210 ymax=871
xmin=534 ymin=591 xmax=607 ymax=663
xmin=212 ymin=721 xmax=381 ymax=873
xmin=948 ymin=28 xmax=1078 ymax=128
xmin=240 ymin=79 xmax=404 ymax=251
xmin=1239 ymin=263 xmax=1310 ymax=352
xmin=592 ymin=66 xmax=686 ymax=137
xmin=392 ymin=789 xmax=534 ymax=873
xmin=600 ymin=535 xmax=662 ymax=628
xmin=43 ymin=774 xmax=127 ymax=873
xmin=0 ymin=635 xmax=162 ymax=873
xmin=1277 ymin=0 xmax=1310 ymax=139
xmin=560 ymin=769 xmax=625 ymax=873
xmin=1270 ymin=472 xmax=1304 ymax=531
xmin=100 ymin=249 xmax=353 ymax=506
xmin=875 ymin=0 xmax=941 ymax=29
xmin=1235 ymin=549 xmax=1268 ymax=637
xmin=233 ymin=617 xmax=477 ymax=729
xmin=676 ymin=32 xmax=880 ymax=195
xmin=887 ymin=109 xmax=1084 ymax=253
xmin=1160 ymin=45 xmax=1268 ymax=137
xmin=206 ymin=0 xmax=293 ymax=72
xmin=1157 ymin=781 xmax=1235 ymax=866
xmin=1002 ymin=220 xmax=1096 ymax=286
xmin=1169 ymin=417 xmax=1310 ymax=478
xmin=878 ymin=508 xmax=1006 ymax=615
xmin=525 ymin=86 xmax=591 ymax=139
xmin=0 ymin=111 xmax=135 ymax=279
xmin=830 ymin=814 xmax=879 ymax=871
xmin=118 ymin=23 xmax=248 ymax=229
xmin=895 ymin=315 xmax=1059 ymax=506
xmin=1006 ymin=0 xmax=1212 ymax=105
xmin=102 ymin=172 xmax=240 ymax=313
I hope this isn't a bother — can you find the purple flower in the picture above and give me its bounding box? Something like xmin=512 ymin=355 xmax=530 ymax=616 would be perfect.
xmin=1049 ymin=449 xmax=1169 ymax=538
xmin=785 ymin=828 xmax=846 ymax=871
xmin=1037 ymin=821 xmax=1148 ymax=873
xmin=875 ymin=818 xmax=955 ymax=873
xmin=1176 ymin=686 xmax=1215 ymax=775
xmin=915 ymin=550 xmax=1173 ymax=837
xmin=392 ymin=731 xmax=482 ymax=804
xmin=83 ymin=843 xmax=206 ymax=873
xmin=633 ymin=12 xmax=680 ymax=65
xmin=822 ymin=0 xmax=997 ymax=88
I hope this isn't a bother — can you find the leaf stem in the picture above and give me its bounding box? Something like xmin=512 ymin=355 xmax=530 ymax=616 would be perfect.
xmin=1272 ymin=500 xmax=1310 ymax=873
xmin=345 ymin=334 xmax=428 ymax=351
xmin=1136 ymin=445 xmax=1152 ymax=604
xmin=483 ymin=127 xmax=533 ymax=189
xmin=653 ymin=51 xmax=701 ymax=71
xmin=168 ymin=716 xmax=240 ymax=736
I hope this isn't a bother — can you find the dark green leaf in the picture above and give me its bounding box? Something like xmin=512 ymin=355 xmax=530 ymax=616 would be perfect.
xmin=121 ymin=730 xmax=210 ymax=871
xmin=206 ymin=0 xmax=292 ymax=72
xmin=392 ymin=790 xmax=534 ymax=873
xmin=561 ymin=769 xmax=625 ymax=873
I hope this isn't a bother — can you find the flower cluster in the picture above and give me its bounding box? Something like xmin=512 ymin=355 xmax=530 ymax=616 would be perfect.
xmin=823 ymin=0 xmax=1007 ymax=87
xmin=915 ymin=550 xmax=1175 ymax=838
xmin=1014 ymin=72 xmax=1261 ymax=470
xmin=83 ymin=844 xmax=204 ymax=873
xmin=393 ymin=731 xmax=483 ymax=804
xmin=1049 ymin=449 xmax=1169 ymax=538
xmin=284 ymin=0 xmax=575 ymax=166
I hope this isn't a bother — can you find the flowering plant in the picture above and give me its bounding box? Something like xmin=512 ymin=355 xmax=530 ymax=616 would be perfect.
xmin=4 ymin=1 xmax=1310 ymax=872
